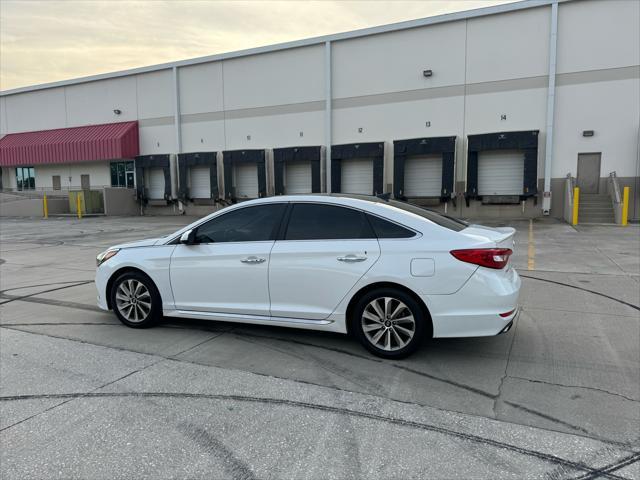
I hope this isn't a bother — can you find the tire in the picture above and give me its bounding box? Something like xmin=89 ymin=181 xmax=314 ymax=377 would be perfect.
xmin=350 ymin=288 xmax=426 ymax=359
xmin=110 ymin=271 xmax=162 ymax=328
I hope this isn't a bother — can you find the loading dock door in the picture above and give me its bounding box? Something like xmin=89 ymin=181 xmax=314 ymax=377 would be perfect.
xmin=477 ymin=150 xmax=524 ymax=196
xmin=235 ymin=163 xmax=259 ymax=198
xmin=285 ymin=162 xmax=312 ymax=194
xmin=189 ymin=166 xmax=211 ymax=199
xmin=341 ymin=158 xmax=373 ymax=195
xmin=404 ymin=155 xmax=442 ymax=197
xmin=146 ymin=168 xmax=165 ymax=199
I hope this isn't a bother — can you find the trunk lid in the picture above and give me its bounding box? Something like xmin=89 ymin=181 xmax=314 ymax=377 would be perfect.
xmin=459 ymin=225 xmax=516 ymax=249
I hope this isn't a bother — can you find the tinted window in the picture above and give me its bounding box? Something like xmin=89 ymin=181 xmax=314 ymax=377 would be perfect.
xmin=285 ymin=203 xmax=374 ymax=240
xmin=367 ymin=214 xmax=415 ymax=238
xmin=195 ymin=204 xmax=286 ymax=243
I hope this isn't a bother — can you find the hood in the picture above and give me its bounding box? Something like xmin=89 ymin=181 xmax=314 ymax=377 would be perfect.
xmin=459 ymin=225 xmax=516 ymax=249
xmin=111 ymin=238 xmax=163 ymax=250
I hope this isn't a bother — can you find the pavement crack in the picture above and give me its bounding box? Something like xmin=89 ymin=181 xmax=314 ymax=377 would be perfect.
xmin=506 ymin=376 xmax=640 ymax=403
xmin=493 ymin=311 xmax=519 ymax=418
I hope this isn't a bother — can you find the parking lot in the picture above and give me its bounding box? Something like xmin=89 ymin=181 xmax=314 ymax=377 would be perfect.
xmin=0 ymin=214 xmax=638 ymax=479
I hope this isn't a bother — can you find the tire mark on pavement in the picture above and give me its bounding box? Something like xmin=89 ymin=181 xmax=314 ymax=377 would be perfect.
xmin=0 ymin=391 xmax=631 ymax=480
xmin=180 ymin=424 xmax=258 ymax=480
xmin=520 ymin=275 xmax=640 ymax=311
xmin=0 ymin=280 xmax=94 ymax=306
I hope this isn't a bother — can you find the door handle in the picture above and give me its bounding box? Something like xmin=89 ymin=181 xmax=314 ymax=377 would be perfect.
xmin=241 ymin=256 xmax=266 ymax=264
xmin=337 ymin=255 xmax=367 ymax=263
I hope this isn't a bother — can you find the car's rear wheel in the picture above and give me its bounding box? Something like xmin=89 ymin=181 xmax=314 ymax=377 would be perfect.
xmin=110 ymin=271 xmax=161 ymax=328
xmin=351 ymin=288 xmax=426 ymax=359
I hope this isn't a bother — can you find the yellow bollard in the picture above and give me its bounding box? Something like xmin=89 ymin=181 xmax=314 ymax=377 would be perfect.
xmin=572 ymin=187 xmax=580 ymax=226
xmin=621 ymin=186 xmax=629 ymax=227
xmin=43 ymin=194 xmax=48 ymax=219
xmin=76 ymin=192 xmax=82 ymax=220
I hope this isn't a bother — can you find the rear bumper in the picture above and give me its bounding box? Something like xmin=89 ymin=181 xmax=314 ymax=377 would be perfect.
xmin=424 ymin=267 xmax=521 ymax=338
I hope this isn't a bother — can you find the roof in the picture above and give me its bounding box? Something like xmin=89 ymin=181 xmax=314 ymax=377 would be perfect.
xmin=0 ymin=0 xmax=561 ymax=97
xmin=0 ymin=121 xmax=139 ymax=166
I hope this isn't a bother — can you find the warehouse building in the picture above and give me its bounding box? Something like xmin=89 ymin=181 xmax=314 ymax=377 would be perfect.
xmin=1 ymin=0 xmax=638 ymax=221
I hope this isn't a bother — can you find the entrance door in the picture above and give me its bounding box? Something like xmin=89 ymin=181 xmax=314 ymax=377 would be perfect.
xmin=81 ymin=174 xmax=90 ymax=190
xmin=577 ymin=153 xmax=601 ymax=193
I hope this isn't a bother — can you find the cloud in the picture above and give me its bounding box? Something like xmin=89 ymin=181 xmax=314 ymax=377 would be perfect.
xmin=0 ymin=0 xmax=509 ymax=90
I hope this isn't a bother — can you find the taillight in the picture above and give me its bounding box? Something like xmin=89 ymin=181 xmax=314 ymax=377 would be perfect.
xmin=450 ymin=248 xmax=513 ymax=269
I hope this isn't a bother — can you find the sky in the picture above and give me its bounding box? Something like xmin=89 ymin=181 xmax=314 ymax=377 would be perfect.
xmin=0 ymin=0 xmax=511 ymax=91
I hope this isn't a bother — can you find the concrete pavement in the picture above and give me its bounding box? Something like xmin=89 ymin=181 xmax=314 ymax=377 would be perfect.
xmin=1 ymin=215 xmax=639 ymax=479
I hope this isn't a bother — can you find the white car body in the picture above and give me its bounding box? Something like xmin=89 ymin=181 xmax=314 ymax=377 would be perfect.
xmin=96 ymin=195 xmax=520 ymax=338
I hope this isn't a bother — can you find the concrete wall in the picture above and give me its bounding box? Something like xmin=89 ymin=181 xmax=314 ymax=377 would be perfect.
xmin=1 ymin=0 xmax=638 ymax=220
xmin=103 ymin=187 xmax=139 ymax=216
xmin=0 ymin=194 xmax=69 ymax=217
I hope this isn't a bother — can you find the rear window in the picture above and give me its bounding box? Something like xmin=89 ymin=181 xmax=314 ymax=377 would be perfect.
xmin=366 ymin=214 xmax=416 ymax=239
xmin=386 ymin=200 xmax=468 ymax=232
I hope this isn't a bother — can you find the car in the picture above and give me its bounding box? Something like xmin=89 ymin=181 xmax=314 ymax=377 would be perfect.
xmin=95 ymin=194 xmax=520 ymax=359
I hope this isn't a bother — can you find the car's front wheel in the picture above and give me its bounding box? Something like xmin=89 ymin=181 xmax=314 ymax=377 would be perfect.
xmin=110 ymin=271 xmax=162 ymax=328
xmin=351 ymin=288 xmax=426 ymax=359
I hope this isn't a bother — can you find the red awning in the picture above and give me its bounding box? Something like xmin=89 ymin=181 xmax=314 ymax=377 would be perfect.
xmin=0 ymin=121 xmax=139 ymax=167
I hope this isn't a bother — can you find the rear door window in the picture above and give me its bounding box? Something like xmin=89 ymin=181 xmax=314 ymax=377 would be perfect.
xmin=285 ymin=203 xmax=375 ymax=240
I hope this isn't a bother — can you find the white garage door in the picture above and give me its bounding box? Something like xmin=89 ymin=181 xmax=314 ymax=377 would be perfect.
xmin=146 ymin=168 xmax=165 ymax=199
xmin=478 ymin=150 xmax=524 ymax=196
xmin=235 ymin=163 xmax=259 ymax=198
xmin=189 ymin=166 xmax=211 ymax=199
xmin=341 ymin=158 xmax=373 ymax=195
xmin=404 ymin=155 xmax=442 ymax=197
xmin=285 ymin=162 xmax=312 ymax=194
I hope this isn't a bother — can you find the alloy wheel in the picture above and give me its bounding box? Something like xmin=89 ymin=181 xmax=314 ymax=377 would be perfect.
xmin=115 ymin=279 xmax=152 ymax=323
xmin=361 ymin=297 xmax=416 ymax=351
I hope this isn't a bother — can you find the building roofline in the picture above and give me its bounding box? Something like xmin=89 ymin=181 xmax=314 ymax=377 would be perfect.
xmin=0 ymin=0 xmax=562 ymax=97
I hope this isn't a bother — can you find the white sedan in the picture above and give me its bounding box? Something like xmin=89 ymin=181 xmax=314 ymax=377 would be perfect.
xmin=95 ymin=195 xmax=520 ymax=359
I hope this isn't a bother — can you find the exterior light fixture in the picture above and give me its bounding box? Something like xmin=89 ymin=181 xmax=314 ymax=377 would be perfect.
xmin=423 ymin=69 xmax=433 ymax=77
xmin=582 ymin=130 xmax=594 ymax=137
xmin=113 ymin=109 xmax=122 ymax=115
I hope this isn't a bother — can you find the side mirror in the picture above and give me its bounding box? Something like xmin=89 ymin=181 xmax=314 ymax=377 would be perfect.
xmin=180 ymin=229 xmax=196 ymax=245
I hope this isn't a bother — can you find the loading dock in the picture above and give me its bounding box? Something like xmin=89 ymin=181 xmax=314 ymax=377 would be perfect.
xmin=177 ymin=152 xmax=219 ymax=202
xmin=223 ymin=149 xmax=267 ymax=200
xmin=273 ymin=146 xmax=322 ymax=195
xmin=331 ymin=142 xmax=384 ymax=195
xmin=393 ymin=136 xmax=456 ymax=203
xmin=135 ymin=154 xmax=172 ymax=204
xmin=466 ymin=130 xmax=538 ymax=205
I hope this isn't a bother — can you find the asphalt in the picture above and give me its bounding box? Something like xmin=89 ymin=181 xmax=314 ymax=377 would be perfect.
xmin=0 ymin=214 xmax=639 ymax=479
